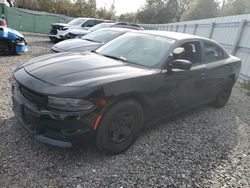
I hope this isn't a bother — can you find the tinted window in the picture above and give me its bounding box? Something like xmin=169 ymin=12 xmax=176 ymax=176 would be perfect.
xmin=203 ymin=42 xmax=225 ymax=63
xmin=95 ymin=20 xmax=105 ymax=25
xmin=96 ymin=33 xmax=175 ymax=68
xmin=83 ymin=20 xmax=95 ymax=27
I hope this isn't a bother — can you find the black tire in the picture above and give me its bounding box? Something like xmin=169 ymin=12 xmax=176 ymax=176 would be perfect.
xmin=95 ymin=99 xmax=144 ymax=155
xmin=49 ymin=37 xmax=59 ymax=43
xmin=213 ymin=79 xmax=234 ymax=108
xmin=0 ymin=39 xmax=15 ymax=55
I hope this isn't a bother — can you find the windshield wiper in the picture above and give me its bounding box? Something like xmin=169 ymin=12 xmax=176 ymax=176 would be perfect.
xmin=101 ymin=54 xmax=128 ymax=62
xmin=84 ymin=38 xmax=98 ymax=43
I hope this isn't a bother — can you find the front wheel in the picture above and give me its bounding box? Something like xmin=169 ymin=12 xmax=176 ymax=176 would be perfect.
xmin=95 ymin=99 xmax=144 ymax=155
xmin=0 ymin=39 xmax=15 ymax=55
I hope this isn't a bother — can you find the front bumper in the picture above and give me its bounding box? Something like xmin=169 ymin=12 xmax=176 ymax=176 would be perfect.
xmin=49 ymin=30 xmax=67 ymax=40
xmin=16 ymin=44 xmax=28 ymax=54
xmin=12 ymin=82 xmax=98 ymax=148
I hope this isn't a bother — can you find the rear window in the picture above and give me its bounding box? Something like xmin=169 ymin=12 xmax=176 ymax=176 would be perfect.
xmin=68 ymin=18 xmax=86 ymax=26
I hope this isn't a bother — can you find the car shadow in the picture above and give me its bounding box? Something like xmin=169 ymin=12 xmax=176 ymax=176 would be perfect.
xmin=0 ymin=102 xmax=239 ymax=187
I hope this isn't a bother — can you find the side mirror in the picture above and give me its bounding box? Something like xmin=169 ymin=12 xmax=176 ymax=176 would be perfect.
xmin=169 ymin=59 xmax=192 ymax=71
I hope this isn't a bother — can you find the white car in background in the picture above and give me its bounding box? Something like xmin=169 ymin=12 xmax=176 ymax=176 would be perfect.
xmin=0 ymin=0 xmax=14 ymax=7
xmin=49 ymin=18 xmax=106 ymax=42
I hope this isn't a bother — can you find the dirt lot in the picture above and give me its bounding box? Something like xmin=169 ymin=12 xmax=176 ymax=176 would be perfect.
xmin=0 ymin=35 xmax=250 ymax=188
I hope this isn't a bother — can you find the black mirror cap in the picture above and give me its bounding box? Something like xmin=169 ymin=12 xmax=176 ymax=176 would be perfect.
xmin=169 ymin=59 xmax=192 ymax=71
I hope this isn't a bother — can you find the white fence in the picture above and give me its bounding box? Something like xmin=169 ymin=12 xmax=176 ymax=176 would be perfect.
xmin=141 ymin=14 xmax=250 ymax=81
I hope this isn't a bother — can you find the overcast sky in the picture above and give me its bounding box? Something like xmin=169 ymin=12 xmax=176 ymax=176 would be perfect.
xmin=96 ymin=0 xmax=146 ymax=15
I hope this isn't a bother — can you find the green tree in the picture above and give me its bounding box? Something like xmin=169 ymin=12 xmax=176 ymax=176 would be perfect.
xmin=137 ymin=0 xmax=179 ymax=24
xmin=119 ymin=13 xmax=138 ymax=23
xmin=181 ymin=0 xmax=219 ymax=21
xmin=96 ymin=7 xmax=116 ymax=20
xmin=175 ymin=0 xmax=194 ymax=21
xmin=221 ymin=0 xmax=250 ymax=16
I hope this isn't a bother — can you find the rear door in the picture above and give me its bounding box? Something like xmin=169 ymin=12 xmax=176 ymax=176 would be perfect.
xmin=200 ymin=40 xmax=231 ymax=102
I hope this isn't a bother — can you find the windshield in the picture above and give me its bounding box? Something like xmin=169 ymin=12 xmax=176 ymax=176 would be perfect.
xmin=88 ymin=23 xmax=113 ymax=32
xmin=68 ymin=18 xmax=86 ymax=26
xmin=96 ymin=33 xmax=175 ymax=68
xmin=82 ymin=29 xmax=124 ymax=43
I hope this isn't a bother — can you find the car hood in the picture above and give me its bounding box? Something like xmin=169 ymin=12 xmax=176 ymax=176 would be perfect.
xmin=51 ymin=23 xmax=69 ymax=27
xmin=52 ymin=39 xmax=101 ymax=52
xmin=23 ymin=52 xmax=153 ymax=87
xmin=0 ymin=26 xmax=24 ymax=38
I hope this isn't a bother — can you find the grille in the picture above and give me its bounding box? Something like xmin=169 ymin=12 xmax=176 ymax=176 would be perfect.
xmin=20 ymin=85 xmax=47 ymax=105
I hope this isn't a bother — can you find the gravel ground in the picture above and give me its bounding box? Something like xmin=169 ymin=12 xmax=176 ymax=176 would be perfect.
xmin=0 ymin=35 xmax=250 ymax=188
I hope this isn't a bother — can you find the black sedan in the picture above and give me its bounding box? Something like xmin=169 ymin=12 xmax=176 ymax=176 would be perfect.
xmin=51 ymin=28 xmax=132 ymax=53
xmin=12 ymin=31 xmax=241 ymax=154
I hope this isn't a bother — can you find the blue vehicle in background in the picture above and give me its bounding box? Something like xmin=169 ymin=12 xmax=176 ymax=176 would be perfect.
xmin=0 ymin=26 xmax=28 ymax=55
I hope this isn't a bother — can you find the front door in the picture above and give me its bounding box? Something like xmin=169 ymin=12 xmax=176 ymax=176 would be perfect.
xmin=148 ymin=41 xmax=208 ymax=120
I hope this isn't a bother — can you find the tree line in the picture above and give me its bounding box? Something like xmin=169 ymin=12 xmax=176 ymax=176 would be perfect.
xmin=15 ymin=0 xmax=250 ymax=23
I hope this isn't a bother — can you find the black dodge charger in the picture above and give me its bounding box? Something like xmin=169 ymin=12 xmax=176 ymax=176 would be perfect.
xmin=12 ymin=31 xmax=241 ymax=154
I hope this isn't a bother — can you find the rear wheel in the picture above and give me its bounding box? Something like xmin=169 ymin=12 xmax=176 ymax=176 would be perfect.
xmin=95 ymin=99 xmax=144 ymax=155
xmin=0 ymin=39 xmax=15 ymax=55
xmin=213 ymin=79 xmax=234 ymax=108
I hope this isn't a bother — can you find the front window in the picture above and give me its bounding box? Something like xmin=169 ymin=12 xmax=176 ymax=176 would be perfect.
xmin=174 ymin=41 xmax=202 ymax=65
xmin=96 ymin=33 xmax=175 ymax=68
xmin=82 ymin=29 xmax=124 ymax=43
xmin=68 ymin=18 xmax=86 ymax=26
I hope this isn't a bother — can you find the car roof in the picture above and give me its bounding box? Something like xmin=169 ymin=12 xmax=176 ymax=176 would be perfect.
xmin=73 ymin=17 xmax=105 ymax=21
xmin=135 ymin=30 xmax=206 ymax=41
xmin=94 ymin=27 xmax=134 ymax=33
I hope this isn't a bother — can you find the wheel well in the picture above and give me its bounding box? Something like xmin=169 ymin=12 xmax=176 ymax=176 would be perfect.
xmin=103 ymin=95 xmax=149 ymax=125
xmin=229 ymin=74 xmax=236 ymax=84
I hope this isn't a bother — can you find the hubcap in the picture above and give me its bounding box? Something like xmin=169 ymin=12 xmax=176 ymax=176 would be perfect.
xmin=109 ymin=111 xmax=135 ymax=143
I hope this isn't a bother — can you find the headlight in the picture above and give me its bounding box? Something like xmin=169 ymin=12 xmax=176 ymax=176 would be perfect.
xmin=16 ymin=38 xmax=27 ymax=45
xmin=47 ymin=96 xmax=95 ymax=112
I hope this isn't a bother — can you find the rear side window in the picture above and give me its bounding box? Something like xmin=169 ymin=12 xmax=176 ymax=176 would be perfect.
xmin=94 ymin=20 xmax=104 ymax=25
xmin=83 ymin=20 xmax=95 ymax=27
xmin=203 ymin=42 xmax=225 ymax=63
